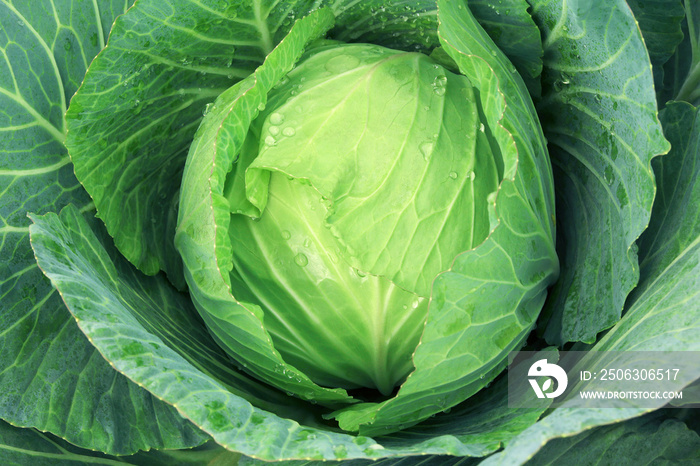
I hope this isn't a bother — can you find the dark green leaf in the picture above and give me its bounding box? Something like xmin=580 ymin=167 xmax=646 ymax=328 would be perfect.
xmin=521 ymin=412 xmax=700 ymax=466
xmin=479 ymin=100 xmax=700 ymax=466
xmin=627 ymin=0 xmax=685 ymax=96
xmin=637 ymin=101 xmax=699 ymax=293
xmin=0 ymin=419 xmax=242 ymax=466
xmin=532 ymin=0 xmax=670 ymax=344
xmin=0 ymin=0 xmax=207 ymax=455
xmin=672 ymin=1 xmax=700 ymax=105
xmin=469 ymin=0 xmax=543 ymax=96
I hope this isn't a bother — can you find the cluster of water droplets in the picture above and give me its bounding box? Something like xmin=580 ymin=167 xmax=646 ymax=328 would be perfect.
xmin=273 ymin=363 xmax=305 ymax=384
xmin=262 ymin=111 xmax=300 ymax=147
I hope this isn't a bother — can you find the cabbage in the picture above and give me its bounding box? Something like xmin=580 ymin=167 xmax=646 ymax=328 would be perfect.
xmin=2 ymin=0 xmax=697 ymax=463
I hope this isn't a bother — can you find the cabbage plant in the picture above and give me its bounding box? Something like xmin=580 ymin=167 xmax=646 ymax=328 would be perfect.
xmin=1 ymin=0 xmax=699 ymax=464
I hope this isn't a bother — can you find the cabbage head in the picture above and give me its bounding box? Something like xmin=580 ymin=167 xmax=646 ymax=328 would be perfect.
xmin=173 ymin=6 xmax=558 ymax=434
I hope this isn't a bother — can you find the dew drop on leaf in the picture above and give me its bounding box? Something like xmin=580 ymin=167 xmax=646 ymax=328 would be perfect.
xmin=419 ymin=140 xmax=434 ymax=160
xmin=269 ymin=112 xmax=285 ymax=125
xmin=294 ymin=253 xmax=308 ymax=267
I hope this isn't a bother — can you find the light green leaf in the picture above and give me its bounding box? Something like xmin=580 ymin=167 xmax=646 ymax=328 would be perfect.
xmin=479 ymin=100 xmax=700 ymax=466
xmin=531 ymin=0 xmax=671 ymax=344
xmin=329 ymin=0 xmax=558 ymax=435
xmin=175 ymin=8 xmax=357 ymax=407
xmin=0 ymin=0 xmax=207 ymax=455
xmin=247 ymin=45 xmax=500 ymax=299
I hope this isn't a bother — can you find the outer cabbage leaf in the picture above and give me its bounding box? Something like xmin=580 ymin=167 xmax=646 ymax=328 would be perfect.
xmin=480 ymin=100 xmax=700 ymax=466
xmin=532 ymin=0 xmax=671 ymax=344
xmin=0 ymin=419 xmax=242 ymax=466
xmin=672 ymin=1 xmax=700 ymax=106
xmin=627 ymin=0 xmax=685 ymax=95
xmin=519 ymin=413 xmax=700 ymax=466
xmin=64 ymin=0 xmax=445 ymax=289
xmin=469 ymin=0 xmax=543 ymax=96
xmin=234 ymin=412 xmax=700 ymax=466
xmin=30 ymin=203 xmax=548 ymax=462
xmin=0 ymin=0 xmax=208 ymax=455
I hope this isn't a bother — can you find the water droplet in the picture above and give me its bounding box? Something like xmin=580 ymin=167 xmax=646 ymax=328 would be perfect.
xmin=17 ymin=20 xmax=24 ymax=27
xmin=432 ymin=75 xmax=447 ymax=96
xmin=274 ymin=76 xmax=289 ymax=89
xmin=419 ymin=141 xmax=434 ymax=160
xmin=281 ymin=230 xmax=291 ymax=240
xmin=269 ymin=113 xmax=284 ymax=125
xmin=479 ymin=122 xmax=485 ymax=132
xmin=355 ymin=269 xmax=367 ymax=278
xmin=269 ymin=126 xmax=280 ymax=136
xmin=283 ymin=127 xmax=296 ymax=137
xmin=257 ymin=102 xmax=266 ymax=111
xmin=466 ymin=170 xmax=475 ymax=180
xmin=334 ymin=445 xmax=348 ymax=458
xmin=449 ymin=171 xmax=458 ymax=179
xmin=294 ymin=253 xmax=308 ymax=267
xmin=203 ymin=103 xmax=212 ymax=116
xmin=264 ymin=135 xmax=277 ymax=146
